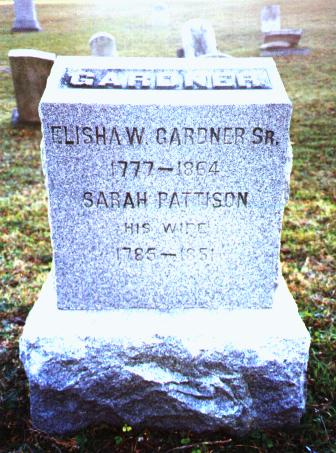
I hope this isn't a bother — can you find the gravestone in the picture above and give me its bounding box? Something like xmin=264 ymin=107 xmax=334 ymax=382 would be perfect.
xmin=263 ymin=29 xmax=303 ymax=47
xmin=151 ymin=2 xmax=170 ymax=28
xmin=181 ymin=19 xmax=218 ymax=58
xmin=12 ymin=0 xmax=41 ymax=32
xmin=37 ymin=59 xmax=288 ymax=311
xmin=260 ymin=7 xmax=309 ymax=57
xmin=260 ymin=5 xmax=281 ymax=33
xmin=260 ymin=29 xmax=309 ymax=57
xmin=9 ymin=49 xmax=55 ymax=124
xmin=20 ymin=57 xmax=310 ymax=434
xmin=89 ymin=32 xmax=118 ymax=57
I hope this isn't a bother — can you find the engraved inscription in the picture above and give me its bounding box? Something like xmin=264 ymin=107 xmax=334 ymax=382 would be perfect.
xmin=122 ymin=222 xmax=210 ymax=235
xmin=82 ymin=191 xmax=248 ymax=209
xmin=110 ymin=161 xmax=220 ymax=178
xmin=115 ymin=246 xmax=219 ymax=262
xmin=61 ymin=68 xmax=272 ymax=90
xmin=49 ymin=125 xmax=280 ymax=146
xmin=50 ymin=115 xmax=283 ymax=270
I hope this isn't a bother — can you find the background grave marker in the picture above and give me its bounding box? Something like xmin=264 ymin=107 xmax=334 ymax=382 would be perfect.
xmin=9 ymin=49 xmax=55 ymax=124
xmin=12 ymin=0 xmax=41 ymax=32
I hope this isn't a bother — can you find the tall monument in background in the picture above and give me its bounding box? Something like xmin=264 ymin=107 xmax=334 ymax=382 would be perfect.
xmin=12 ymin=0 xmax=41 ymax=32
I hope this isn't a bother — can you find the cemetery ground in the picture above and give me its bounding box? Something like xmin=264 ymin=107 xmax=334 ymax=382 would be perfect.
xmin=0 ymin=0 xmax=335 ymax=451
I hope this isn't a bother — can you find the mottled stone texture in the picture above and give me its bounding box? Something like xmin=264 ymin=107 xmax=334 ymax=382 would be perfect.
xmin=21 ymin=57 xmax=310 ymax=434
xmin=20 ymin=275 xmax=310 ymax=435
xmin=39 ymin=57 xmax=292 ymax=310
xmin=9 ymin=49 xmax=55 ymax=124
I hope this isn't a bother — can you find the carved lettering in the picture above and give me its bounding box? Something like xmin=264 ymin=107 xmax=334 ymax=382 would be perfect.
xmin=63 ymin=68 xmax=272 ymax=90
xmin=83 ymin=192 xmax=148 ymax=208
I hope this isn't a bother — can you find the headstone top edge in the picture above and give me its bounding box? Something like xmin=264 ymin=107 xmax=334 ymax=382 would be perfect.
xmin=40 ymin=56 xmax=290 ymax=106
xmin=8 ymin=48 xmax=56 ymax=60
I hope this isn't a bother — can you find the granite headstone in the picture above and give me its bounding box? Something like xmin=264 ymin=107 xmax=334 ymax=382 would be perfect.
xmin=20 ymin=57 xmax=310 ymax=434
xmin=9 ymin=49 xmax=55 ymax=124
xmin=39 ymin=57 xmax=291 ymax=310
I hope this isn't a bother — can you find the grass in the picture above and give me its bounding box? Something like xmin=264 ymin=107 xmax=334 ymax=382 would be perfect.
xmin=0 ymin=0 xmax=335 ymax=451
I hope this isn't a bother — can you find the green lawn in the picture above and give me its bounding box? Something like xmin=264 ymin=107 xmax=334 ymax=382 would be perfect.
xmin=0 ymin=0 xmax=335 ymax=451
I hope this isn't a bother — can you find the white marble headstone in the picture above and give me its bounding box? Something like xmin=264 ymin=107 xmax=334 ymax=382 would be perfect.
xmin=22 ymin=57 xmax=310 ymax=436
xmin=181 ymin=19 xmax=218 ymax=58
xmin=260 ymin=5 xmax=281 ymax=33
xmin=89 ymin=32 xmax=118 ymax=57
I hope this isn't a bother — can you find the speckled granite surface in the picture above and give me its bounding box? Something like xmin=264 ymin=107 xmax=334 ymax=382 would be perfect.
xmin=20 ymin=274 xmax=310 ymax=434
xmin=21 ymin=58 xmax=310 ymax=434
xmin=39 ymin=57 xmax=292 ymax=310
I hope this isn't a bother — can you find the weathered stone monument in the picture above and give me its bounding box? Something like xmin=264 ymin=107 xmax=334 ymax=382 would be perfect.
xmin=9 ymin=49 xmax=55 ymax=124
xmin=178 ymin=19 xmax=231 ymax=58
xmin=20 ymin=57 xmax=310 ymax=434
xmin=260 ymin=6 xmax=309 ymax=57
xmin=179 ymin=19 xmax=216 ymax=58
xmin=260 ymin=29 xmax=309 ymax=57
xmin=260 ymin=5 xmax=281 ymax=33
xmin=89 ymin=32 xmax=118 ymax=57
xmin=12 ymin=0 xmax=41 ymax=32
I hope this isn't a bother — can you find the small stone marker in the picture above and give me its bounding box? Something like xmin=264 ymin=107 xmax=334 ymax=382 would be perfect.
xmin=263 ymin=29 xmax=303 ymax=47
xmin=260 ymin=7 xmax=309 ymax=57
xmin=260 ymin=29 xmax=309 ymax=57
xmin=12 ymin=0 xmax=41 ymax=32
xmin=20 ymin=57 xmax=310 ymax=434
xmin=9 ymin=49 xmax=55 ymax=124
xmin=151 ymin=2 xmax=170 ymax=27
xmin=181 ymin=19 xmax=218 ymax=58
xmin=260 ymin=5 xmax=281 ymax=33
xmin=89 ymin=32 xmax=118 ymax=57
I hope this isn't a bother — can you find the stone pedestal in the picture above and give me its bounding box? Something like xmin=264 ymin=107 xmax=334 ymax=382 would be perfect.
xmin=20 ymin=275 xmax=310 ymax=435
xmin=260 ymin=48 xmax=310 ymax=57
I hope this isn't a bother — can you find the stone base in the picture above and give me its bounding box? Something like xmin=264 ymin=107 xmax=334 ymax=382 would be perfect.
xmin=12 ymin=21 xmax=41 ymax=32
xmin=20 ymin=275 xmax=310 ymax=435
xmin=11 ymin=27 xmax=41 ymax=32
xmin=260 ymin=47 xmax=310 ymax=57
